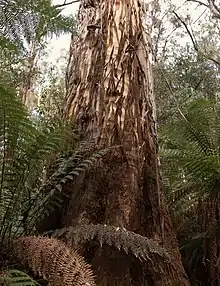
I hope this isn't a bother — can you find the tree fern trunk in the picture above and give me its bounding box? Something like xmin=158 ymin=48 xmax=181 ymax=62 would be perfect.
xmin=63 ymin=0 xmax=189 ymax=284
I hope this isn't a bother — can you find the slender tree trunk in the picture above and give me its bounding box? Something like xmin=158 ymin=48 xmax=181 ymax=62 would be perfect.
xmin=63 ymin=0 xmax=189 ymax=284
xmin=19 ymin=41 xmax=38 ymax=112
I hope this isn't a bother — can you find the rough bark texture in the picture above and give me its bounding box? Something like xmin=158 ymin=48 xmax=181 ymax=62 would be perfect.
xmin=63 ymin=0 xmax=189 ymax=285
xmin=198 ymin=193 xmax=220 ymax=286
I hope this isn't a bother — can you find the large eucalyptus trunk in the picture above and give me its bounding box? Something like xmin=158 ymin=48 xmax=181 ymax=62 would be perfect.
xmin=63 ymin=0 xmax=189 ymax=284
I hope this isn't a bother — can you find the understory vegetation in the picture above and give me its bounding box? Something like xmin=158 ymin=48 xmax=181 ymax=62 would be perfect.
xmin=1 ymin=0 xmax=220 ymax=285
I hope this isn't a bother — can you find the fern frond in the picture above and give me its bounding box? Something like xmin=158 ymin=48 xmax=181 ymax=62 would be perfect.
xmin=0 ymin=269 xmax=40 ymax=286
xmin=12 ymin=236 xmax=96 ymax=286
xmin=0 ymin=0 xmax=75 ymax=44
xmin=0 ymin=85 xmax=77 ymax=240
xmin=29 ymin=146 xmax=113 ymax=229
xmin=0 ymin=86 xmax=37 ymax=239
xmin=160 ymin=99 xmax=220 ymax=206
xmin=52 ymin=224 xmax=171 ymax=262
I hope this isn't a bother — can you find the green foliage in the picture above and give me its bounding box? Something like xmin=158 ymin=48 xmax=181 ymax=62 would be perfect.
xmin=160 ymin=98 xmax=220 ymax=283
xmin=0 ymin=0 xmax=76 ymax=95
xmin=160 ymin=98 xmax=220 ymax=204
xmin=0 ymin=85 xmax=110 ymax=245
xmin=0 ymin=269 xmax=40 ymax=286
xmin=36 ymin=51 xmax=68 ymax=122
xmin=154 ymin=54 xmax=220 ymax=125
xmin=31 ymin=145 xmax=110 ymax=228
xmin=0 ymin=0 xmax=75 ymax=52
xmin=0 ymin=85 xmax=76 ymax=241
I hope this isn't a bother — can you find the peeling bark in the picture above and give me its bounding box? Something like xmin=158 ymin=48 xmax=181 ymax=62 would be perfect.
xmin=63 ymin=0 xmax=189 ymax=284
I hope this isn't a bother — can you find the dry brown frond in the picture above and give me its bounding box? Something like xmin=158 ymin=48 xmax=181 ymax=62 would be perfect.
xmin=12 ymin=236 xmax=96 ymax=286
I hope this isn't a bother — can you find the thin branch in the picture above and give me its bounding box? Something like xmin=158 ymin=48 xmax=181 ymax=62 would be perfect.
xmin=186 ymin=0 xmax=209 ymax=7
xmin=209 ymin=0 xmax=220 ymax=19
xmin=161 ymin=27 xmax=179 ymax=61
xmin=211 ymin=0 xmax=220 ymax=14
xmin=172 ymin=11 xmax=198 ymax=51
xmin=151 ymin=49 xmax=187 ymax=122
xmin=173 ymin=10 xmax=220 ymax=67
xmin=188 ymin=0 xmax=220 ymax=19
xmin=193 ymin=9 xmax=208 ymax=24
xmin=54 ymin=0 xmax=80 ymax=8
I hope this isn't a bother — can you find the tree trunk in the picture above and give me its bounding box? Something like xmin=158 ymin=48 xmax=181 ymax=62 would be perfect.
xmin=199 ymin=192 xmax=220 ymax=286
xmin=19 ymin=41 xmax=39 ymax=112
xmin=62 ymin=0 xmax=189 ymax=284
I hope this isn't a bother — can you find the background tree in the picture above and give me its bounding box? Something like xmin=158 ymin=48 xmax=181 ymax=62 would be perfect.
xmin=0 ymin=0 xmax=76 ymax=112
xmin=37 ymin=49 xmax=68 ymax=122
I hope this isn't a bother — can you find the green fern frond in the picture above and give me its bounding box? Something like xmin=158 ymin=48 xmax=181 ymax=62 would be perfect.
xmin=0 ymin=86 xmax=36 ymax=238
xmin=36 ymin=9 xmax=75 ymax=41
xmin=0 ymin=85 xmax=77 ymax=241
xmin=160 ymin=99 xmax=220 ymax=205
xmin=52 ymin=224 xmax=171 ymax=262
xmin=0 ymin=269 xmax=40 ymax=286
xmin=30 ymin=146 xmax=111 ymax=229
xmin=0 ymin=0 xmax=76 ymax=53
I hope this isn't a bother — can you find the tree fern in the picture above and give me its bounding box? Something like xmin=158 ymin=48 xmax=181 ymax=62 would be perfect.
xmin=160 ymin=98 xmax=220 ymax=284
xmin=159 ymin=98 xmax=220 ymax=228
xmin=160 ymin=98 xmax=220 ymax=205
